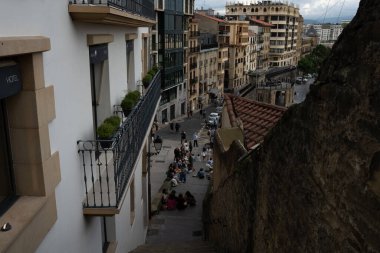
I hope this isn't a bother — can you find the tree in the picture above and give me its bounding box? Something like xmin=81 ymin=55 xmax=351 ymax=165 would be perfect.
xmin=298 ymin=45 xmax=331 ymax=75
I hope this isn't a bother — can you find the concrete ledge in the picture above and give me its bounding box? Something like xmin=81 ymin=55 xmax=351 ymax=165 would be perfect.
xmin=151 ymin=180 xmax=172 ymax=216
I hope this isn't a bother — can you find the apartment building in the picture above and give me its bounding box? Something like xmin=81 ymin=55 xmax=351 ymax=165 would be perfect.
xmin=225 ymin=0 xmax=301 ymax=67
xmin=306 ymin=23 xmax=344 ymax=46
xmin=155 ymin=0 xmax=194 ymax=123
xmin=187 ymin=14 xmax=201 ymax=112
xmin=193 ymin=13 xmax=227 ymax=106
xmin=218 ymin=20 xmax=250 ymax=92
xmin=0 ymin=1 xmax=159 ymax=252
xmin=246 ymin=18 xmax=272 ymax=87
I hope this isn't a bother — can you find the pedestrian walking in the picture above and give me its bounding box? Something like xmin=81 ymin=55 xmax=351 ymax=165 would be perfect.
xmin=170 ymin=122 xmax=174 ymax=132
xmin=181 ymin=131 xmax=186 ymax=144
xmin=175 ymin=122 xmax=180 ymax=133
xmin=199 ymin=109 xmax=203 ymax=118
xmin=189 ymin=141 xmax=193 ymax=153
xmin=193 ymin=132 xmax=198 ymax=147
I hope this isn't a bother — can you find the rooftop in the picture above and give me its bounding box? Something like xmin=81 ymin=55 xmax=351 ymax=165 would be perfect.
xmin=195 ymin=12 xmax=225 ymax=23
xmin=224 ymin=94 xmax=286 ymax=149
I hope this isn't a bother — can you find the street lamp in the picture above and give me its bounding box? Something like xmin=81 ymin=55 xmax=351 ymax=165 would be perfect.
xmin=147 ymin=135 xmax=163 ymax=219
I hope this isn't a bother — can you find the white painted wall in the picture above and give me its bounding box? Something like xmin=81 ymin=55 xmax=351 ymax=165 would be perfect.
xmin=0 ymin=1 xmax=151 ymax=252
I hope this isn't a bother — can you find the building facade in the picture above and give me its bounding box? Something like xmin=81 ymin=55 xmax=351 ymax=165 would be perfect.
xmin=0 ymin=1 xmax=160 ymax=252
xmin=155 ymin=0 xmax=194 ymax=123
xmin=225 ymin=0 xmax=301 ymax=68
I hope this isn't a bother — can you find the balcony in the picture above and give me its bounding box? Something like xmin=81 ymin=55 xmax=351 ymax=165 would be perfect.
xmin=190 ymin=46 xmax=200 ymax=53
xmin=189 ymin=31 xmax=200 ymax=37
xmin=68 ymin=0 xmax=156 ymax=27
xmin=190 ymin=63 xmax=197 ymax=69
xmin=190 ymin=77 xmax=198 ymax=84
xmin=77 ymin=71 xmax=161 ymax=216
xmin=200 ymin=43 xmax=218 ymax=50
xmin=219 ymin=30 xmax=230 ymax=36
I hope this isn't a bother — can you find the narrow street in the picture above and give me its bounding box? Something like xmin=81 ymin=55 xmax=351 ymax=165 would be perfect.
xmin=293 ymin=78 xmax=315 ymax=104
xmin=146 ymin=105 xmax=216 ymax=244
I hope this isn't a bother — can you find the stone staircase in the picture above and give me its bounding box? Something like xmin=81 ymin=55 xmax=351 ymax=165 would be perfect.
xmin=129 ymin=240 xmax=217 ymax=253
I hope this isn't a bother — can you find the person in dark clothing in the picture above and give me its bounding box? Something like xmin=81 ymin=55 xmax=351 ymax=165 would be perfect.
xmin=175 ymin=122 xmax=180 ymax=133
xmin=181 ymin=131 xmax=186 ymax=144
xmin=176 ymin=193 xmax=188 ymax=210
xmin=170 ymin=122 xmax=174 ymax=132
xmin=185 ymin=191 xmax=196 ymax=206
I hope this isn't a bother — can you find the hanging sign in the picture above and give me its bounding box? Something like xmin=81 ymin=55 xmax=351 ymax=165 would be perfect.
xmin=0 ymin=63 xmax=22 ymax=100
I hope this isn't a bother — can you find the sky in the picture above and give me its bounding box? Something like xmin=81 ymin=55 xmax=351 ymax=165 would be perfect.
xmin=194 ymin=0 xmax=361 ymax=21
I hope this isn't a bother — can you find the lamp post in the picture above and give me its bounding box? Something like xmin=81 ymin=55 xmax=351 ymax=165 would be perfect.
xmin=147 ymin=135 xmax=163 ymax=219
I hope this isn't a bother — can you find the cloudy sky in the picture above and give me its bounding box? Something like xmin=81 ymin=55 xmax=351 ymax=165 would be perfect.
xmin=194 ymin=0 xmax=360 ymax=21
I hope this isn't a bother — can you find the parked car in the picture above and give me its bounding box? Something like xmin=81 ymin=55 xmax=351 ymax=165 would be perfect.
xmin=207 ymin=112 xmax=220 ymax=127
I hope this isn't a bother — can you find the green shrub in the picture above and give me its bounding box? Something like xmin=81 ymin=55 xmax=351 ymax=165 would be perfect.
xmin=104 ymin=115 xmax=121 ymax=127
xmin=97 ymin=122 xmax=115 ymax=139
xmin=151 ymin=65 xmax=158 ymax=73
xmin=121 ymin=96 xmax=135 ymax=111
xmin=129 ymin=90 xmax=141 ymax=102
xmin=143 ymin=73 xmax=153 ymax=87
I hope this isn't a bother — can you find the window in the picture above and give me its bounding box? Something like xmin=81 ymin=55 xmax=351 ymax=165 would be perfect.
xmin=0 ymin=100 xmax=16 ymax=216
xmin=89 ymin=44 xmax=111 ymax=139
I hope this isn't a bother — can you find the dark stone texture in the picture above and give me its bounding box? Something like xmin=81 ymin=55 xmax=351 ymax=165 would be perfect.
xmin=204 ymin=0 xmax=380 ymax=252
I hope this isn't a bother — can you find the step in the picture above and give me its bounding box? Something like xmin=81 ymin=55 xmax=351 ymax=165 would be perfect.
xmin=129 ymin=240 xmax=217 ymax=253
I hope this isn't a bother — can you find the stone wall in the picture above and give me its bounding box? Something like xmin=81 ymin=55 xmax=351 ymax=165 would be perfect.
xmin=204 ymin=0 xmax=380 ymax=252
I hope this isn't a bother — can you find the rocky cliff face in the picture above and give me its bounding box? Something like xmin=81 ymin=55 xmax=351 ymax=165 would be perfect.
xmin=204 ymin=0 xmax=380 ymax=252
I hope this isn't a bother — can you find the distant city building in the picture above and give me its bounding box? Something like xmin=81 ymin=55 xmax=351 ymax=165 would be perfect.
xmin=225 ymin=0 xmax=301 ymax=67
xmin=303 ymin=22 xmax=345 ymax=47
xmin=195 ymin=12 xmax=228 ymax=100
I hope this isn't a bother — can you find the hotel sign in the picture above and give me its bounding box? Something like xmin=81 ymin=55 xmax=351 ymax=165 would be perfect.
xmin=0 ymin=64 xmax=22 ymax=100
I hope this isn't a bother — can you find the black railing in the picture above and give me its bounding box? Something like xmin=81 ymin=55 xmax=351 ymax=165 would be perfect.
xmin=190 ymin=47 xmax=200 ymax=53
xmin=191 ymin=77 xmax=198 ymax=84
xmin=200 ymin=43 xmax=218 ymax=50
xmin=190 ymin=63 xmax=197 ymax=69
xmin=72 ymin=0 xmax=155 ymax=21
xmin=77 ymin=71 xmax=161 ymax=209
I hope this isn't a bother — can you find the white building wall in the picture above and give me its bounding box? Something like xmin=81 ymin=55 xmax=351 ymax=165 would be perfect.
xmin=0 ymin=1 xmax=150 ymax=252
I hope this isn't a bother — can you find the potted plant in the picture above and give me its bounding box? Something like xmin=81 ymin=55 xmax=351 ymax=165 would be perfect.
xmin=97 ymin=115 xmax=121 ymax=149
xmin=142 ymin=73 xmax=153 ymax=88
xmin=121 ymin=90 xmax=140 ymax=117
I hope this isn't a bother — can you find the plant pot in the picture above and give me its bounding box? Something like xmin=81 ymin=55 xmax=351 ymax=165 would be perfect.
xmin=122 ymin=108 xmax=132 ymax=117
xmin=99 ymin=138 xmax=114 ymax=149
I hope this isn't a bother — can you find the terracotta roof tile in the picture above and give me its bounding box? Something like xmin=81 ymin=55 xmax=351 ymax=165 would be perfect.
xmin=224 ymin=93 xmax=286 ymax=149
xmin=195 ymin=13 xmax=225 ymax=23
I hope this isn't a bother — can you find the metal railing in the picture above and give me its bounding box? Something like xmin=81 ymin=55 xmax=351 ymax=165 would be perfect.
xmin=77 ymin=71 xmax=161 ymax=209
xmin=190 ymin=47 xmax=200 ymax=53
xmin=190 ymin=63 xmax=197 ymax=69
xmin=200 ymin=43 xmax=218 ymax=50
xmin=71 ymin=0 xmax=155 ymax=20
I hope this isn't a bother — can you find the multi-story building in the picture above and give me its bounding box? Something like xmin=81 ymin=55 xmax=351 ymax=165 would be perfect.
xmin=218 ymin=20 xmax=249 ymax=92
xmin=155 ymin=0 xmax=194 ymax=123
xmin=225 ymin=0 xmax=301 ymax=67
xmin=0 ymin=1 xmax=160 ymax=252
xmin=199 ymin=45 xmax=219 ymax=103
xmin=193 ymin=12 xmax=227 ymax=106
xmin=305 ymin=23 xmax=344 ymax=47
xmin=187 ymin=14 xmax=201 ymax=112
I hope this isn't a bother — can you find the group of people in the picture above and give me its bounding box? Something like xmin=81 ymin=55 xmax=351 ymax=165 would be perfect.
xmin=161 ymin=189 xmax=196 ymax=210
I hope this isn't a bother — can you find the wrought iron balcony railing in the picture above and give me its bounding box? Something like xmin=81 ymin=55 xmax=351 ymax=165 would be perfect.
xmin=69 ymin=0 xmax=156 ymax=26
xmin=190 ymin=63 xmax=197 ymax=69
xmin=77 ymin=71 xmax=161 ymax=215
